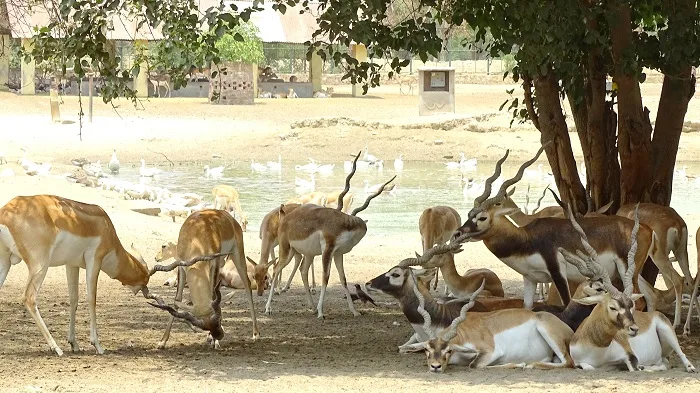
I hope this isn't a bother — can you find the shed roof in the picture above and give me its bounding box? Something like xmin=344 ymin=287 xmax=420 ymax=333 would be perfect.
xmin=5 ymin=0 xmax=321 ymax=43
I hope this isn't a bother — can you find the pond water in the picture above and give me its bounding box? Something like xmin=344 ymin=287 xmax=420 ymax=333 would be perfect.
xmin=113 ymin=159 xmax=700 ymax=235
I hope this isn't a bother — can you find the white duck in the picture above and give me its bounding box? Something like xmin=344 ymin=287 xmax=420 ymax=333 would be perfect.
xmin=460 ymin=157 xmax=477 ymax=171
xmin=251 ymin=159 xmax=268 ymax=172
xmin=267 ymin=155 xmax=282 ymax=171
xmin=362 ymin=146 xmax=378 ymax=164
xmin=139 ymin=159 xmax=162 ymax=177
xmin=314 ymin=163 xmax=335 ymax=175
xmin=524 ymin=163 xmax=543 ymax=181
xmin=295 ymin=174 xmax=316 ymax=192
xmin=675 ymin=165 xmax=688 ymax=182
xmin=19 ymin=149 xmax=35 ymax=171
xmin=445 ymin=153 xmax=466 ymax=170
xmin=374 ymin=160 xmax=384 ymax=172
xmin=394 ymin=155 xmax=404 ymax=172
xmin=463 ymin=179 xmax=485 ymax=200
xmin=364 ymin=179 xmax=396 ymax=195
xmin=84 ymin=161 xmax=104 ymax=178
xmin=344 ymin=160 xmax=371 ymax=173
xmin=25 ymin=162 xmax=52 ymax=176
xmin=108 ymin=149 xmax=120 ymax=174
xmin=295 ymin=158 xmax=320 ymax=173
xmin=204 ymin=165 xmax=225 ymax=178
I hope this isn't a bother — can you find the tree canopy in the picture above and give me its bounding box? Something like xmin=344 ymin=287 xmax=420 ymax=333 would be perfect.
xmin=5 ymin=0 xmax=700 ymax=208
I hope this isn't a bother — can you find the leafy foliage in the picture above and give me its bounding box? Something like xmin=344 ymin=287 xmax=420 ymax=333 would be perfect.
xmin=215 ymin=22 xmax=265 ymax=64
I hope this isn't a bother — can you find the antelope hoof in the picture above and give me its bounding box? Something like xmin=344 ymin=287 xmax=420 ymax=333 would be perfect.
xmin=252 ymin=332 xmax=259 ymax=341
xmin=53 ymin=346 xmax=64 ymax=357
xmin=91 ymin=341 xmax=105 ymax=355
xmin=68 ymin=340 xmax=80 ymax=352
xmin=311 ymin=288 xmax=317 ymax=294
xmin=351 ymin=310 xmax=361 ymax=317
xmin=157 ymin=341 xmax=167 ymax=350
xmin=264 ymin=307 xmax=273 ymax=315
xmin=213 ymin=340 xmax=221 ymax=350
xmin=687 ymin=364 xmax=696 ymax=373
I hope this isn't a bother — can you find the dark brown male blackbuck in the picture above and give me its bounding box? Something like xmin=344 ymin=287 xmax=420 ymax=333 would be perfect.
xmin=265 ymin=152 xmax=396 ymax=318
xmin=451 ymin=146 xmax=663 ymax=311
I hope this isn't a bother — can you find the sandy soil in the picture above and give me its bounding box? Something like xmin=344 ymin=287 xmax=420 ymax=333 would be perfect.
xmin=1 ymin=82 xmax=700 ymax=392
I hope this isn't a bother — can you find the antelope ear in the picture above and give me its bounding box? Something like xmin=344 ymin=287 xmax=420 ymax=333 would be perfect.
xmin=399 ymin=342 xmax=428 ymax=353
xmin=494 ymin=207 xmax=521 ymax=218
xmin=572 ymin=294 xmax=606 ymax=305
xmin=246 ymin=256 xmax=257 ymax=266
xmin=629 ymin=293 xmax=644 ymax=301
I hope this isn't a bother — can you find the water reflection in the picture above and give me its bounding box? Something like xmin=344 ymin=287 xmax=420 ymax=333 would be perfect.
xmin=114 ymin=160 xmax=699 ymax=234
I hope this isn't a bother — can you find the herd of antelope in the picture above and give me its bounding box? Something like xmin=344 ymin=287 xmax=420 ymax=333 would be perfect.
xmin=0 ymin=147 xmax=699 ymax=375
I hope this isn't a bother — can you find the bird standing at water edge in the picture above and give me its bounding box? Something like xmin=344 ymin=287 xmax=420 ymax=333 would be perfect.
xmin=394 ymin=154 xmax=404 ymax=172
xmin=140 ymin=159 xmax=162 ymax=177
xmin=108 ymin=149 xmax=120 ymax=174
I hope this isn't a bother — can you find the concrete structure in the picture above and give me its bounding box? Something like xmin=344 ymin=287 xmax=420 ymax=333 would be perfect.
xmin=350 ymin=43 xmax=367 ymax=97
xmin=0 ymin=35 xmax=9 ymax=91
xmin=417 ymin=67 xmax=456 ymax=116
xmin=260 ymin=81 xmax=313 ymax=98
xmin=209 ymin=61 xmax=255 ymax=105
xmin=134 ymin=40 xmax=149 ymax=98
xmin=20 ymin=38 xmax=34 ymax=95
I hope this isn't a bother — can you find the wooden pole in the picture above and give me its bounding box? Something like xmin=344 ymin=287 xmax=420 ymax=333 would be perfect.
xmin=88 ymin=73 xmax=93 ymax=123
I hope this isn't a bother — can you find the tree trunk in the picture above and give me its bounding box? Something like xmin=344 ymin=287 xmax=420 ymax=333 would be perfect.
xmin=532 ymin=74 xmax=587 ymax=213
xmin=610 ymin=1 xmax=653 ymax=205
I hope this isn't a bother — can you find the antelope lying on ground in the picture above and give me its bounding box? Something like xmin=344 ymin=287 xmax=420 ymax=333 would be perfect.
xmin=567 ymin=206 xmax=696 ymax=373
xmin=253 ymin=204 xmax=314 ymax=295
xmin=212 ymin=185 xmax=248 ymax=232
xmin=156 ymin=241 xmax=270 ymax=291
xmin=395 ymin=236 xmax=575 ymax=372
xmin=265 ymin=153 xmax=396 ymax=318
xmin=418 ymin=206 xmax=462 ymax=294
xmin=451 ymin=146 xmax=661 ymax=311
xmin=150 ymin=209 xmax=259 ymax=349
xmin=366 ymin=263 xmax=523 ymax=352
xmin=419 ymin=253 xmax=505 ymax=298
xmin=0 ymin=195 xmax=156 ymax=356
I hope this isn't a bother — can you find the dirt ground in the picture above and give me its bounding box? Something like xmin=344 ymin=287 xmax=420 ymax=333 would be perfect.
xmin=1 ymin=81 xmax=700 ymax=392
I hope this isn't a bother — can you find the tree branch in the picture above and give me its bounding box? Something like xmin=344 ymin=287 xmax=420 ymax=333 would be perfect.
xmin=522 ymin=75 xmax=540 ymax=130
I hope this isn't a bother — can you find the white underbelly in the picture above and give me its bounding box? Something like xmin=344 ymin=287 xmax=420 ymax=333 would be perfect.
xmin=48 ymin=232 xmax=101 ymax=268
xmin=630 ymin=328 xmax=664 ymax=366
xmin=492 ymin=322 xmax=553 ymax=363
xmin=290 ymin=231 xmax=323 ymax=256
xmin=501 ymin=251 xmax=620 ymax=284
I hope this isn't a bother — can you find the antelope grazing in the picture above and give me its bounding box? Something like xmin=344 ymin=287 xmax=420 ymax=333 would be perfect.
xmin=418 ymin=206 xmax=462 ymax=293
xmin=325 ymin=190 xmax=355 ymax=213
xmin=156 ymin=242 xmax=270 ymax=291
xmin=287 ymin=191 xmax=328 ymax=207
xmin=265 ymin=153 xmax=396 ymax=318
xmin=0 ymin=195 xmax=155 ymax=356
xmin=452 ymin=146 xmax=661 ymax=311
xmin=253 ymin=204 xmax=314 ymax=295
xmin=568 ymin=207 xmax=696 ymax=373
xmin=397 ymin=238 xmax=574 ymax=372
xmin=212 ymin=185 xmax=248 ymax=232
xmin=616 ymin=203 xmax=691 ymax=327
xmin=150 ymin=209 xmax=259 ymax=349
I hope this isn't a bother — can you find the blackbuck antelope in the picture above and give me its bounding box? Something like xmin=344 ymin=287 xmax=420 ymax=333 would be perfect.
xmin=265 ymin=152 xmax=396 ymax=318
xmin=254 ymin=204 xmax=314 ymax=295
xmin=452 ymin=146 xmax=660 ymax=311
xmin=156 ymin=241 xmax=270 ymax=291
xmin=212 ymin=185 xmax=248 ymax=232
xmin=387 ymin=238 xmax=574 ymax=372
xmin=566 ymin=206 xmax=696 ymax=373
xmin=616 ymin=203 xmax=691 ymax=327
xmin=418 ymin=206 xmax=462 ymax=294
xmin=366 ymin=253 xmax=522 ymax=353
xmin=0 ymin=195 xmax=156 ymax=356
xmin=149 ymin=209 xmax=259 ymax=349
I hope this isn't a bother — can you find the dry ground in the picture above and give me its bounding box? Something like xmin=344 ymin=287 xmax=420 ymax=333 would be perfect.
xmin=1 ymin=81 xmax=700 ymax=392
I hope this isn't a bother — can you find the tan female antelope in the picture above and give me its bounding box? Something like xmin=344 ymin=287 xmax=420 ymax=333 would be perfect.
xmin=452 ymin=146 xmax=661 ymax=311
xmin=212 ymin=185 xmax=248 ymax=231
xmin=253 ymin=203 xmax=314 ymax=295
xmin=287 ymin=191 xmax=328 ymax=207
xmin=418 ymin=206 xmax=462 ymax=293
xmin=150 ymin=209 xmax=259 ymax=349
xmin=325 ymin=191 xmax=355 ymax=213
xmin=398 ymin=240 xmax=574 ymax=372
xmin=567 ymin=207 xmax=696 ymax=373
xmin=419 ymin=253 xmax=505 ymax=298
xmin=265 ymin=153 xmax=396 ymax=318
xmin=0 ymin=195 xmax=155 ymax=356
xmin=616 ymin=203 xmax=691 ymax=327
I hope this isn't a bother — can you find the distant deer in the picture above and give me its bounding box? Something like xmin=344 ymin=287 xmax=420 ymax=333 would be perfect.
xmin=149 ymin=72 xmax=171 ymax=98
